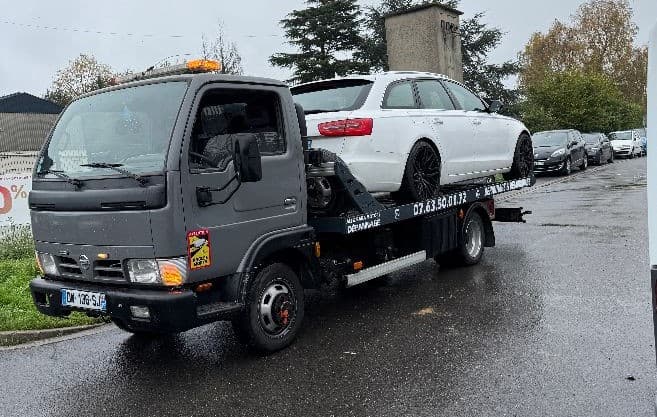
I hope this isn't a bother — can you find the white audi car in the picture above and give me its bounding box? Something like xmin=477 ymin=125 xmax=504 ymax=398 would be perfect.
xmin=292 ymin=72 xmax=533 ymax=201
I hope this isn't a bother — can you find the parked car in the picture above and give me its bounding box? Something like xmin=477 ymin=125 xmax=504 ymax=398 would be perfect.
xmin=291 ymin=72 xmax=534 ymax=202
xmin=532 ymin=129 xmax=587 ymax=175
xmin=610 ymin=130 xmax=643 ymax=158
xmin=582 ymin=132 xmax=614 ymax=165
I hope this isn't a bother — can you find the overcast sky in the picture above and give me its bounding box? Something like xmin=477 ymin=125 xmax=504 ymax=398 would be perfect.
xmin=1 ymin=0 xmax=655 ymax=97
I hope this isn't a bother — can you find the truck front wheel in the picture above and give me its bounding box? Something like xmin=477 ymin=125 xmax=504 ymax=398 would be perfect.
xmin=233 ymin=263 xmax=305 ymax=352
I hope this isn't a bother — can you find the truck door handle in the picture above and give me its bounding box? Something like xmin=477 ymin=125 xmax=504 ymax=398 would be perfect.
xmin=284 ymin=197 xmax=297 ymax=207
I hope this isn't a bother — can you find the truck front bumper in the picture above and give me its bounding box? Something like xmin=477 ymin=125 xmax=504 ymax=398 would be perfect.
xmin=30 ymin=278 xmax=243 ymax=333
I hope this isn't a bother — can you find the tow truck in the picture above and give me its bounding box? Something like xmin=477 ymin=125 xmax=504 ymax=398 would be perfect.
xmin=29 ymin=60 xmax=534 ymax=352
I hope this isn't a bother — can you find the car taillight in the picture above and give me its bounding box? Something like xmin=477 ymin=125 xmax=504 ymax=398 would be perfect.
xmin=318 ymin=118 xmax=373 ymax=137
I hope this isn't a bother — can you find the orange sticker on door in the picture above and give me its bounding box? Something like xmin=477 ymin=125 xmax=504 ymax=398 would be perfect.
xmin=187 ymin=229 xmax=211 ymax=270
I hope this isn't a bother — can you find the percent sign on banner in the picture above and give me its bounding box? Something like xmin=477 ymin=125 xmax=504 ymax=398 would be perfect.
xmin=0 ymin=174 xmax=32 ymax=226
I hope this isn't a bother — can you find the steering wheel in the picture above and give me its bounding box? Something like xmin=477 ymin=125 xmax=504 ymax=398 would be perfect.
xmin=190 ymin=151 xmax=216 ymax=167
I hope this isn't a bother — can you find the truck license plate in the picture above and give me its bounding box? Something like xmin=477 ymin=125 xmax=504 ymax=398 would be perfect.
xmin=61 ymin=289 xmax=106 ymax=312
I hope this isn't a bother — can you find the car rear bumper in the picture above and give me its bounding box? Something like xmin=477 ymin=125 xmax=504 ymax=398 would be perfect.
xmin=30 ymin=277 xmax=242 ymax=333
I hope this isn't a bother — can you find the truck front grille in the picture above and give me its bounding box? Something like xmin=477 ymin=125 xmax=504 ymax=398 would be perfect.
xmin=56 ymin=256 xmax=83 ymax=279
xmin=93 ymin=260 xmax=125 ymax=280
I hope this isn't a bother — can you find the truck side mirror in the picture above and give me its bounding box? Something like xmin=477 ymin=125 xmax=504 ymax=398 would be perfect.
xmin=233 ymin=134 xmax=262 ymax=183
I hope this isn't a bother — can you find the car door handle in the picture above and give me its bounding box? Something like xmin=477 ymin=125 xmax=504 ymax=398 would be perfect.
xmin=284 ymin=197 xmax=297 ymax=207
xmin=433 ymin=118 xmax=444 ymax=125
xmin=472 ymin=119 xmax=482 ymax=126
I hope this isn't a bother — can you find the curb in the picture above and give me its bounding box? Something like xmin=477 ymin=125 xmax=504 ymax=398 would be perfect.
xmin=0 ymin=323 xmax=108 ymax=348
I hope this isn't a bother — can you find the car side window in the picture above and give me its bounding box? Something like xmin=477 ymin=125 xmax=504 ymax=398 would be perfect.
xmin=443 ymin=81 xmax=486 ymax=112
xmin=189 ymin=88 xmax=285 ymax=171
xmin=383 ymin=81 xmax=417 ymax=109
xmin=415 ymin=80 xmax=455 ymax=110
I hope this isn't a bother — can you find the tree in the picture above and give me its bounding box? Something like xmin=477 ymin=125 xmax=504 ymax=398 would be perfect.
xmin=357 ymin=1 xmax=519 ymax=106
xmin=201 ymin=24 xmax=244 ymax=75
xmin=45 ymin=54 xmax=114 ymax=106
xmin=270 ymin=0 xmax=369 ymax=84
xmin=520 ymin=70 xmax=643 ymax=133
xmin=520 ymin=0 xmax=646 ymax=108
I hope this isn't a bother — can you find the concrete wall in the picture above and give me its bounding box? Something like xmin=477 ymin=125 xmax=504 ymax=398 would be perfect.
xmin=385 ymin=4 xmax=463 ymax=82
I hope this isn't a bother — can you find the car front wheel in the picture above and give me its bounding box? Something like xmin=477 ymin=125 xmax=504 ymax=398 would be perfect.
xmin=561 ymin=157 xmax=572 ymax=175
xmin=580 ymin=153 xmax=588 ymax=170
xmin=397 ymin=141 xmax=441 ymax=202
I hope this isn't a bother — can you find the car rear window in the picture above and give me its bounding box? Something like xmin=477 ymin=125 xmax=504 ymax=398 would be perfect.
xmin=292 ymin=80 xmax=373 ymax=114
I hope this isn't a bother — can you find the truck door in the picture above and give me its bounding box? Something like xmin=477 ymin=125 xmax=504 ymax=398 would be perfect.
xmin=181 ymin=84 xmax=305 ymax=280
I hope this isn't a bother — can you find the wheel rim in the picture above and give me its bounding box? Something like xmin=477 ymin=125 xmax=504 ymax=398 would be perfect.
xmin=566 ymin=159 xmax=571 ymax=174
xmin=412 ymin=146 xmax=440 ymax=200
xmin=517 ymin=138 xmax=534 ymax=177
xmin=583 ymin=156 xmax=588 ymax=168
xmin=465 ymin=217 xmax=483 ymax=259
xmin=258 ymin=280 xmax=296 ymax=335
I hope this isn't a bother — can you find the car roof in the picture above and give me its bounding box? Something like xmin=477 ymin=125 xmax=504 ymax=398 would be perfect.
xmin=293 ymin=71 xmax=452 ymax=88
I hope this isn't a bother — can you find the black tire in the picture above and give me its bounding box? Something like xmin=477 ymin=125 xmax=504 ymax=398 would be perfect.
xmin=503 ymin=133 xmax=534 ymax=180
xmin=232 ymin=263 xmax=304 ymax=352
xmin=580 ymin=153 xmax=588 ymax=170
xmin=629 ymin=152 xmax=635 ymax=159
xmin=435 ymin=211 xmax=485 ymax=267
xmin=397 ymin=141 xmax=441 ymax=202
xmin=608 ymin=152 xmax=614 ymax=163
xmin=561 ymin=157 xmax=572 ymax=176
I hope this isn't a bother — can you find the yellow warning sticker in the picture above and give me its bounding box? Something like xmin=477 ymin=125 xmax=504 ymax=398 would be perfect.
xmin=187 ymin=229 xmax=211 ymax=270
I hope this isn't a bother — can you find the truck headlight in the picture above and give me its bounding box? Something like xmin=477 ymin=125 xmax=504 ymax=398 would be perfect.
xmin=37 ymin=253 xmax=58 ymax=276
xmin=126 ymin=258 xmax=188 ymax=286
xmin=551 ymin=148 xmax=566 ymax=158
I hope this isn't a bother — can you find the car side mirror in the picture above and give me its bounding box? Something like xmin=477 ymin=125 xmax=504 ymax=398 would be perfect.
xmin=233 ymin=134 xmax=262 ymax=183
xmin=488 ymin=100 xmax=503 ymax=113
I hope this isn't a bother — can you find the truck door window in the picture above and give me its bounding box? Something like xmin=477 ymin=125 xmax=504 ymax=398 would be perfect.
xmin=189 ymin=89 xmax=285 ymax=171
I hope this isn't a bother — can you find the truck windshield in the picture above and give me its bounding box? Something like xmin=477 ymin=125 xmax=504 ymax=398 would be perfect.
xmin=37 ymin=81 xmax=188 ymax=178
xmin=292 ymin=80 xmax=373 ymax=114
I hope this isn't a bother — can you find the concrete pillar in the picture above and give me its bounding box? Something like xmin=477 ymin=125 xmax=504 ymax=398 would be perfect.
xmin=384 ymin=3 xmax=464 ymax=82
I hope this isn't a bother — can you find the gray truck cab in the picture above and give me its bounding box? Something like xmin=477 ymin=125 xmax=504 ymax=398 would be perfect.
xmin=30 ymin=65 xmax=313 ymax=344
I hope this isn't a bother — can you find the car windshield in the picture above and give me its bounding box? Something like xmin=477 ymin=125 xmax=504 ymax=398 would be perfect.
xmin=37 ymin=81 xmax=188 ymax=178
xmin=583 ymin=134 xmax=601 ymax=144
xmin=610 ymin=131 xmax=632 ymax=141
xmin=533 ymin=132 xmax=568 ymax=147
xmin=292 ymin=80 xmax=373 ymax=114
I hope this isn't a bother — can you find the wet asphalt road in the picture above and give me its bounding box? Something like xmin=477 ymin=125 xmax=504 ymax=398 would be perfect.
xmin=1 ymin=158 xmax=654 ymax=417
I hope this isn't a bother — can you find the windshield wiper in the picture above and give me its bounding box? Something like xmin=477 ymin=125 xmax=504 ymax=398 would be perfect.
xmin=80 ymin=163 xmax=148 ymax=187
xmin=36 ymin=169 xmax=82 ymax=188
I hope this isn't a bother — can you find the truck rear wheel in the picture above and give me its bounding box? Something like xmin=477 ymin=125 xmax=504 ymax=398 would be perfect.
xmin=232 ymin=263 xmax=304 ymax=352
xmin=435 ymin=211 xmax=485 ymax=267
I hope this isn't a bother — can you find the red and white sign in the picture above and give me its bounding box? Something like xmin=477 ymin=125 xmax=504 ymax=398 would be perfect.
xmin=0 ymin=174 xmax=32 ymax=226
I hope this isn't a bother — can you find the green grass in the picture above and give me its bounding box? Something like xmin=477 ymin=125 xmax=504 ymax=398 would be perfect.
xmin=0 ymin=226 xmax=101 ymax=331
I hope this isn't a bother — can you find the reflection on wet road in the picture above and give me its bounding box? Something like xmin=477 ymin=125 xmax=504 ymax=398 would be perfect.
xmin=0 ymin=158 xmax=653 ymax=417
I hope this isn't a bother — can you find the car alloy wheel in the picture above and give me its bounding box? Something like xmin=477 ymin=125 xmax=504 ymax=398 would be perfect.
xmin=564 ymin=158 xmax=572 ymax=175
xmin=399 ymin=141 xmax=441 ymax=202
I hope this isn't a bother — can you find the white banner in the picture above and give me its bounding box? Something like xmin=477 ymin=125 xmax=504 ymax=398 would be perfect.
xmin=0 ymin=173 xmax=32 ymax=227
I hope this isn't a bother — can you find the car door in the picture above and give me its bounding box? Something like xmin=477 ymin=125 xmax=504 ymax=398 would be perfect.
xmin=410 ymin=78 xmax=476 ymax=180
xmin=442 ymin=80 xmax=509 ymax=175
xmin=180 ymin=84 xmax=304 ymax=281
